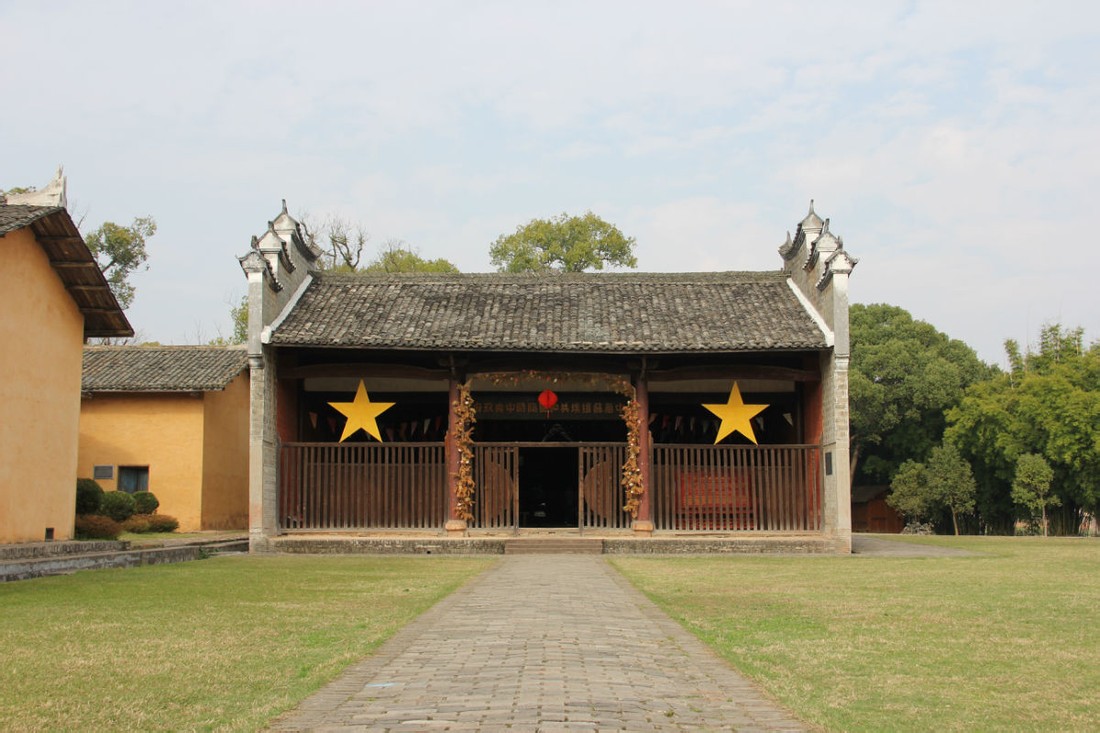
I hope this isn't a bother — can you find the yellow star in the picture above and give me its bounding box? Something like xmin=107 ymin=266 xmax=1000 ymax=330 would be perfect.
xmin=702 ymin=382 xmax=769 ymax=445
xmin=328 ymin=381 xmax=395 ymax=442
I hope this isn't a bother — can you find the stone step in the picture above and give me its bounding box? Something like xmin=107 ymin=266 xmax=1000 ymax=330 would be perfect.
xmin=0 ymin=540 xmax=128 ymax=561
xmin=503 ymin=538 xmax=604 ymax=554
xmin=0 ymin=539 xmax=249 ymax=583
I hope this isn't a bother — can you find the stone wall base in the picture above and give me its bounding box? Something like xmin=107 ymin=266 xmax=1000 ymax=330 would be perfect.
xmin=269 ymin=533 xmax=850 ymax=556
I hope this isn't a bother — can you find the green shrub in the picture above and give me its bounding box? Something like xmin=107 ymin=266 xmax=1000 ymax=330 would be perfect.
xmin=75 ymin=479 xmax=104 ymax=515
xmin=132 ymin=491 xmax=160 ymax=515
xmin=74 ymin=514 xmax=122 ymax=540
xmin=122 ymin=514 xmax=154 ymax=533
xmin=146 ymin=514 xmax=179 ymax=533
xmin=99 ymin=491 xmax=137 ymax=522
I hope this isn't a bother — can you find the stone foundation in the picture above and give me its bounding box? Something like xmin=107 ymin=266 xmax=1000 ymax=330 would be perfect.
xmin=270 ymin=533 xmax=850 ymax=555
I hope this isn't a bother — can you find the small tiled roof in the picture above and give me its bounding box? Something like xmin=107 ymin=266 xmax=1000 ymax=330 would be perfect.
xmin=82 ymin=346 xmax=248 ymax=393
xmin=0 ymin=204 xmax=52 ymax=234
xmin=0 ymin=204 xmax=133 ymax=338
xmin=270 ymin=271 xmax=828 ymax=353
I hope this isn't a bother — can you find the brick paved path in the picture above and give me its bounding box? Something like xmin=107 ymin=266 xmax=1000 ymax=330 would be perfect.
xmin=270 ymin=555 xmax=807 ymax=732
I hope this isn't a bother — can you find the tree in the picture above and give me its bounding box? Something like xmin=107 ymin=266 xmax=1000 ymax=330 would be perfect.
xmin=887 ymin=460 xmax=934 ymax=524
xmin=84 ymin=216 xmax=156 ymax=310
xmin=1012 ymin=453 xmax=1059 ymax=536
xmin=490 ymin=211 xmax=637 ymax=273
xmin=363 ymin=240 xmax=459 ymax=274
xmin=301 ymin=213 xmax=368 ymax=271
xmin=229 ymin=295 xmax=248 ymax=344
xmin=947 ymin=325 xmax=1100 ymax=535
xmin=1005 ymin=324 xmax=1085 ymax=377
xmin=926 ymin=444 xmax=977 ymax=536
xmin=849 ymin=304 xmax=990 ymax=488
xmin=886 ymin=445 xmax=977 ymax=535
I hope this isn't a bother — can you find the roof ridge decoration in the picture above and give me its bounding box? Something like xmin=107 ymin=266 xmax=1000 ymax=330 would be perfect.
xmin=312 ymin=270 xmax=789 ymax=284
xmin=84 ymin=344 xmax=246 ymax=352
xmin=4 ymin=166 xmax=67 ymax=208
xmin=781 ymin=200 xmax=824 ymax=264
xmin=273 ymin=199 xmax=322 ymax=263
xmin=803 ymin=217 xmax=835 ymax=272
xmin=238 ymin=248 xmax=282 ymax=291
xmin=817 ymin=242 xmax=859 ymax=291
xmin=799 ymin=199 xmax=824 ymax=230
xmin=239 ymin=200 xmax=321 ymax=291
xmin=777 ymin=231 xmax=794 ymax=258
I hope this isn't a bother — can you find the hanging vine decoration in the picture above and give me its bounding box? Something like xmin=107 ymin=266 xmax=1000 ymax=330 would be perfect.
xmin=451 ymin=382 xmax=477 ymax=522
xmin=620 ymin=395 xmax=644 ymax=519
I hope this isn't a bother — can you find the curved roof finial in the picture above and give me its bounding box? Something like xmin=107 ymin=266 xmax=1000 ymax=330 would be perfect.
xmin=800 ymin=199 xmax=824 ymax=229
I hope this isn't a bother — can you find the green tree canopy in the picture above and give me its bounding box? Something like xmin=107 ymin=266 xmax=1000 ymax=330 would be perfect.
xmin=926 ymin=444 xmax=977 ymax=536
xmin=84 ymin=216 xmax=156 ymax=310
xmin=886 ymin=460 xmax=934 ymax=523
xmin=946 ymin=325 xmax=1100 ymax=535
xmin=849 ymin=303 xmax=991 ymax=487
xmin=1011 ymin=453 xmax=1058 ymax=536
xmin=363 ymin=241 xmax=459 ymax=274
xmin=490 ymin=211 xmax=637 ymax=273
xmin=887 ymin=444 xmax=977 ymax=535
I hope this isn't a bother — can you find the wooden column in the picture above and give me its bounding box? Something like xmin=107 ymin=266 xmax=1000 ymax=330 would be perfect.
xmin=633 ymin=374 xmax=654 ymax=535
xmin=444 ymin=377 xmax=466 ymax=534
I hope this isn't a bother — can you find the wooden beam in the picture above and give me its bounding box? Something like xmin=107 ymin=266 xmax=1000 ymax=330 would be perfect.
xmin=648 ymin=364 xmax=820 ymax=382
xmin=51 ymin=260 xmax=100 ymax=269
xmin=36 ymin=235 xmax=86 ymax=244
xmin=467 ymin=356 xmax=629 ymax=376
xmin=280 ymin=363 xmax=449 ymax=380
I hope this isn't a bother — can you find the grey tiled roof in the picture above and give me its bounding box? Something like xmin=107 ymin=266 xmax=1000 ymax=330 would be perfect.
xmin=0 ymin=204 xmax=53 ymax=234
xmin=270 ymin=272 xmax=828 ymax=353
xmin=82 ymin=346 xmax=248 ymax=392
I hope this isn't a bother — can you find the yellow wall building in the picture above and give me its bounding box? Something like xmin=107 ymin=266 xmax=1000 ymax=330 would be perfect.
xmin=0 ymin=199 xmax=132 ymax=544
xmin=79 ymin=346 xmax=250 ymax=531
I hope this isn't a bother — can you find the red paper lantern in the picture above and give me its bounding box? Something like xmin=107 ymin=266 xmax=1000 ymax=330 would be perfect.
xmin=537 ymin=389 xmax=558 ymax=415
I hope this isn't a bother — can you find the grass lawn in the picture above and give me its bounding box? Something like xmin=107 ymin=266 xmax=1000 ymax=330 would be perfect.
xmin=612 ymin=536 xmax=1100 ymax=732
xmin=0 ymin=555 xmax=494 ymax=732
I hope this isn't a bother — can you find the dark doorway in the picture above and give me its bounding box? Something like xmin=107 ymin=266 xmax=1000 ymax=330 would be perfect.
xmin=518 ymin=447 xmax=578 ymax=527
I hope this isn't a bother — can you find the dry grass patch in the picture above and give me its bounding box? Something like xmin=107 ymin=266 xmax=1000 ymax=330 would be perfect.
xmin=611 ymin=537 xmax=1099 ymax=732
xmin=0 ymin=555 xmax=494 ymax=732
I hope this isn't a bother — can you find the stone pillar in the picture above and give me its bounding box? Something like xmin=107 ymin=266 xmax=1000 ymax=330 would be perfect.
xmin=633 ymin=376 xmax=654 ymax=536
xmin=247 ymin=353 xmax=279 ymax=552
xmin=444 ymin=377 xmax=467 ymax=535
xmin=239 ymin=254 xmax=279 ymax=553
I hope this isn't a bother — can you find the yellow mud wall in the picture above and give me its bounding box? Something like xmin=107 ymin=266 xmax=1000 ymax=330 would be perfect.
xmin=78 ymin=394 xmax=206 ymax=531
xmin=0 ymin=229 xmax=85 ymax=543
xmin=200 ymin=371 xmax=249 ymax=529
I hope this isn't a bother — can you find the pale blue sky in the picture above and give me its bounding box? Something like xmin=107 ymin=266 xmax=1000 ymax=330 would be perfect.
xmin=3 ymin=1 xmax=1097 ymax=363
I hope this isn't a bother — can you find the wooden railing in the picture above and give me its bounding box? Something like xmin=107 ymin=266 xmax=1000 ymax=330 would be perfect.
xmin=278 ymin=441 xmax=822 ymax=533
xmin=651 ymin=444 xmax=822 ymax=532
xmin=472 ymin=444 xmax=518 ymax=530
xmin=580 ymin=444 xmax=630 ymax=530
xmin=279 ymin=443 xmax=446 ymax=530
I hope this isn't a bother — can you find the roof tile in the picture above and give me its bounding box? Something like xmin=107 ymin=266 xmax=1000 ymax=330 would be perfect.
xmin=82 ymin=346 xmax=248 ymax=392
xmin=271 ymin=272 xmax=827 ymax=353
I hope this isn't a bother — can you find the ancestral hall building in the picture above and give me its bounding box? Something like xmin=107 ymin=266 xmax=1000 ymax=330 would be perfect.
xmin=239 ymin=202 xmax=857 ymax=553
